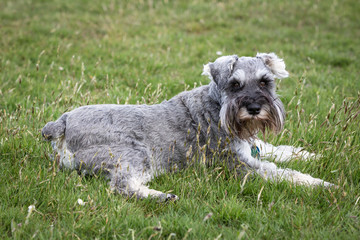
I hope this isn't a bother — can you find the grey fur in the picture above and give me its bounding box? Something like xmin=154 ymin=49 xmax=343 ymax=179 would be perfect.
xmin=43 ymin=53 xmax=333 ymax=201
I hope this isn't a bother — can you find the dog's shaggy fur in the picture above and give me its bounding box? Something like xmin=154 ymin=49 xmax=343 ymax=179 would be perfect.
xmin=42 ymin=53 xmax=333 ymax=201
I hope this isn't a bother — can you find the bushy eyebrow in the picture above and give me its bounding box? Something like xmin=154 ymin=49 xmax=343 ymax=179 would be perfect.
xmin=232 ymin=69 xmax=246 ymax=82
xmin=260 ymin=74 xmax=274 ymax=80
xmin=255 ymin=68 xmax=272 ymax=79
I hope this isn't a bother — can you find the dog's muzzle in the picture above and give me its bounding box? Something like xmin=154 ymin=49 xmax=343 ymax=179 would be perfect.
xmin=221 ymin=94 xmax=285 ymax=140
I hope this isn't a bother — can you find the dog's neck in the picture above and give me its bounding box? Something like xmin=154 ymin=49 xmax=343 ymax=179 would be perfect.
xmin=208 ymin=81 xmax=222 ymax=105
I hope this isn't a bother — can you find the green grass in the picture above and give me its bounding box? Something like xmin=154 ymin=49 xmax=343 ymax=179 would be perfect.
xmin=1 ymin=0 xmax=360 ymax=239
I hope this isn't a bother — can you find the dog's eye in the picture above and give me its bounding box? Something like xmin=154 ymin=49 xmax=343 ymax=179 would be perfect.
xmin=259 ymin=79 xmax=268 ymax=87
xmin=228 ymin=79 xmax=243 ymax=91
xmin=232 ymin=82 xmax=243 ymax=90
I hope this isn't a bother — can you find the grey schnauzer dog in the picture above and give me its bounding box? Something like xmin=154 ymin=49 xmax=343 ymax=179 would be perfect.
xmin=42 ymin=53 xmax=333 ymax=201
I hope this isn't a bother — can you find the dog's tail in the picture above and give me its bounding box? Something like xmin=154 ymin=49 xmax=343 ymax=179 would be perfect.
xmin=42 ymin=113 xmax=68 ymax=141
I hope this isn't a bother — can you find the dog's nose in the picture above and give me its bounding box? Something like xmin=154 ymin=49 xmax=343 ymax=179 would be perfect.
xmin=246 ymin=103 xmax=261 ymax=115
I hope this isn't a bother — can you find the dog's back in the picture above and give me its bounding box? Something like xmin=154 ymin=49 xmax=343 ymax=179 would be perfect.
xmin=41 ymin=87 xmax=213 ymax=172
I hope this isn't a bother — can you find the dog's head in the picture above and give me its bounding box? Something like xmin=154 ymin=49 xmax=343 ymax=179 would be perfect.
xmin=202 ymin=53 xmax=288 ymax=140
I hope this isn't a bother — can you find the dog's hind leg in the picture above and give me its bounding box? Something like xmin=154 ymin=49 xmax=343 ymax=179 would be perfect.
xmin=109 ymin=173 xmax=178 ymax=201
xmin=75 ymin=145 xmax=179 ymax=201
xmin=254 ymin=139 xmax=318 ymax=162
xmin=75 ymin=144 xmax=179 ymax=201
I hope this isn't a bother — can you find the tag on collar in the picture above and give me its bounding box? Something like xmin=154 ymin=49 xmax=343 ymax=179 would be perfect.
xmin=251 ymin=144 xmax=260 ymax=159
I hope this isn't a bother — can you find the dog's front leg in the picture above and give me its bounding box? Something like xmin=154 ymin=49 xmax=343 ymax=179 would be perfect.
xmin=254 ymin=139 xmax=318 ymax=162
xmin=233 ymin=141 xmax=333 ymax=187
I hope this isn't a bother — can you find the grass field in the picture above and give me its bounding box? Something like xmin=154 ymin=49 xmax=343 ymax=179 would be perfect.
xmin=1 ymin=0 xmax=360 ymax=239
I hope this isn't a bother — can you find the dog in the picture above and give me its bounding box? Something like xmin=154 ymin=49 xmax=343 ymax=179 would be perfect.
xmin=42 ymin=53 xmax=333 ymax=201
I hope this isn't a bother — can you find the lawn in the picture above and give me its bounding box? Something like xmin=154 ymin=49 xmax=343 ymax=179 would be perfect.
xmin=1 ymin=0 xmax=359 ymax=239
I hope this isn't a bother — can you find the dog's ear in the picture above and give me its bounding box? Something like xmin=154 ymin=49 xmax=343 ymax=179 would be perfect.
xmin=202 ymin=55 xmax=238 ymax=84
xmin=256 ymin=53 xmax=289 ymax=79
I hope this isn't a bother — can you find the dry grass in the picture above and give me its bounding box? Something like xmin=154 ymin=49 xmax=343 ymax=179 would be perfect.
xmin=1 ymin=0 xmax=359 ymax=239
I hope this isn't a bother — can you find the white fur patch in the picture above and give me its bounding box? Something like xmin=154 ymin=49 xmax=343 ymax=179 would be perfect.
xmin=232 ymin=141 xmax=261 ymax=169
xmin=256 ymin=53 xmax=289 ymax=79
xmin=275 ymin=104 xmax=285 ymax=129
xmin=129 ymin=177 xmax=165 ymax=198
xmin=52 ymin=138 xmax=75 ymax=170
xmin=202 ymin=63 xmax=213 ymax=81
xmin=254 ymin=139 xmax=316 ymax=163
